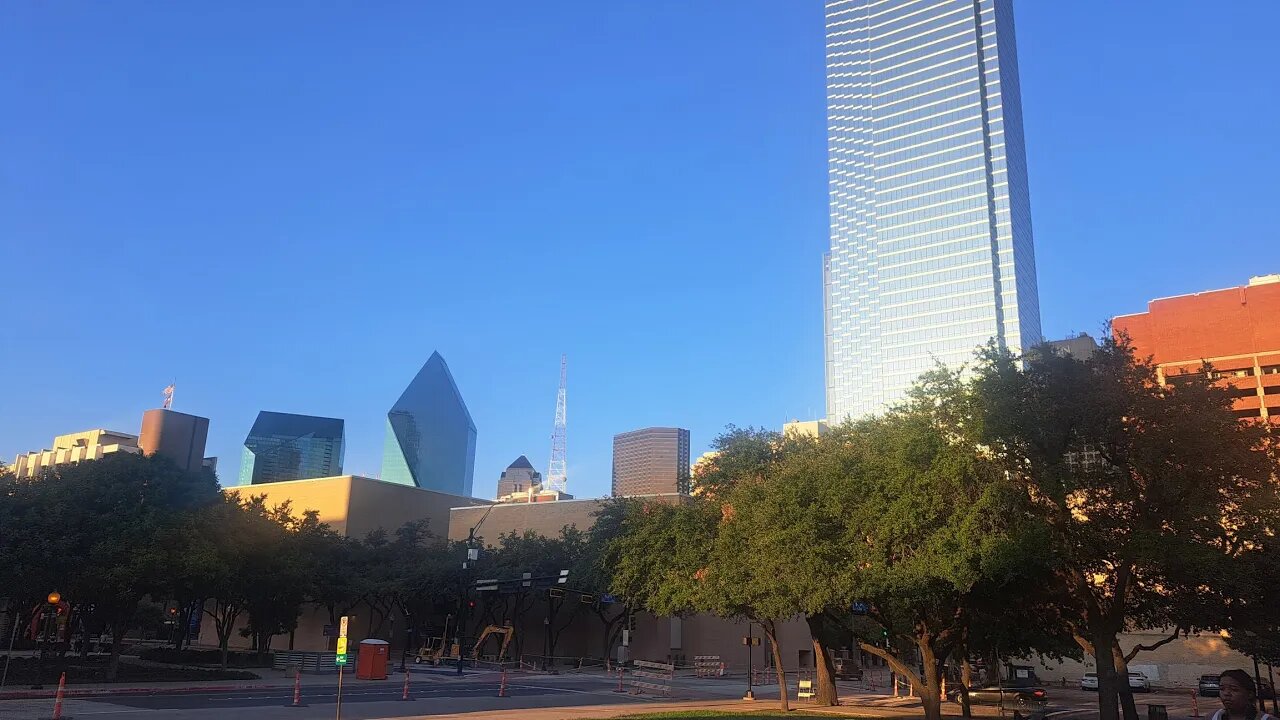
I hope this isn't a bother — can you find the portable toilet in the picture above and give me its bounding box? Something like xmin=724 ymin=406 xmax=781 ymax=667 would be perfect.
xmin=356 ymin=639 xmax=390 ymax=680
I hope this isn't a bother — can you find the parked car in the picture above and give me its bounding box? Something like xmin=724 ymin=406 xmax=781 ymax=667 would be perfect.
xmin=1198 ymin=675 xmax=1221 ymax=697
xmin=832 ymin=658 xmax=863 ymax=681
xmin=1128 ymin=672 xmax=1151 ymax=692
xmin=949 ymin=685 xmax=1048 ymax=707
xmin=1081 ymin=673 xmax=1099 ymax=691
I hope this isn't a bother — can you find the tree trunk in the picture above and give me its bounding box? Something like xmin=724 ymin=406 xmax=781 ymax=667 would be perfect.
xmin=984 ymin=647 xmax=1001 ymax=685
xmin=1112 ymin=641 xmax=1139 ymax=720
xmin=961 ymin=657 xmax=974 ymax=719
xmin=918 ymin=641 xmax=943 ymax=720
xmin=105 ymin=624 xmax=126 ymax=682
xmin=1093 ymin=629 xmax=1121 ymax=720
xmin=811 ymin=635 xmax=839 ymax=706
xmin=762 ymin=620 xmax=789 ymax=712
xmin=805 ymin=614 xmax=839 ymax=706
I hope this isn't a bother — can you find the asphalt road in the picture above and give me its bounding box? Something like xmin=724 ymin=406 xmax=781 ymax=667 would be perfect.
xmin=0 ymin=674 xmax=659 ymax=720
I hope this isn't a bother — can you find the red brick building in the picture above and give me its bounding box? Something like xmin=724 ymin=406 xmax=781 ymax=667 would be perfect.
xmin=1113 ymin=274 xmax=1280 ymax=423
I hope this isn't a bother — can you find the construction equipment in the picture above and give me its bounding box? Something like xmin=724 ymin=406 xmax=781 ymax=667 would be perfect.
xmin=414 ymin=637 xmax=459 ymax=665
xmin=473 ymin=624 xmax=515 ymax=662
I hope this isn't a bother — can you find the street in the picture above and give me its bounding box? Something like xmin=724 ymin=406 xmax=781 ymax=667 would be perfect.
xmin=0 ymin=667 xmax=1229 ymax=720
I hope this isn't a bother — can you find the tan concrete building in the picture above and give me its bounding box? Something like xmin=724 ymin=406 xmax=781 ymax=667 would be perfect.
xmin=13 ymin=428 xmax=141 ymax=478
xmin=783 ymin=419 xmax=829 ymax=438
xmin=14 ymin=408 xmax=212 ymax=478
xmin=225 ymin=474 xmax=489 ymax=540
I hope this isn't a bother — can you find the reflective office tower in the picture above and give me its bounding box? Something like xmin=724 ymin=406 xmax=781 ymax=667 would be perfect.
xmin=381 ymin=351 xmax=477 ymax=496
xmin=239 ymin=411 xmax=345 ymax=485
xmin=824 ymin=0 xmax=1041 ymax=420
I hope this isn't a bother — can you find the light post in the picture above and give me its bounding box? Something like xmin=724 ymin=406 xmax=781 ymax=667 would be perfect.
xmin=32 ymin=591 xmax=60 ymax=690
xmin=743 ymin=621 xmax=757 ymax=700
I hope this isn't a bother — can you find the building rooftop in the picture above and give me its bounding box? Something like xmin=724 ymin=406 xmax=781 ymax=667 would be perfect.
xmin=248 ymin=411 xmax=344 ymax=439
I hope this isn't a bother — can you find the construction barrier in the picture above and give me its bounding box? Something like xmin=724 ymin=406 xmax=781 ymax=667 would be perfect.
xmin=631 ymin=659 xmax=675 ymax=697
xmin=291 ymin=669 xmax=304 ymax=707
xmin=694 ymin=655 xmax=725 ymax=678
xmin=274 ymin=650 xmax=351 ymax=673
xmin=50 ymin=672 xmax=66 ymax=720
xmin=798 ymin=679 xmax=816 ymax=701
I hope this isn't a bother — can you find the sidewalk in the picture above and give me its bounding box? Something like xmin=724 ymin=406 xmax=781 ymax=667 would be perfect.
xmin=0 ymin=664 xmax=458 ymax=700
xmin=382 ymin=696 xmax=929 ymax=720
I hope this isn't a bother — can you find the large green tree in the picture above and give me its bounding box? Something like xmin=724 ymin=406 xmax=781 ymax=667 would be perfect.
xmin=0 ymin=453 xmax=221 ymax=679
xmin=953 ymin=339 xmax=1280 ymax=720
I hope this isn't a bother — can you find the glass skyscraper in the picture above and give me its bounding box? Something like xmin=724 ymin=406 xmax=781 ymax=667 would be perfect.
xmin=824 ymin=0 xmax=1041 ymax=420
xmin=239 ymin=411 xmax=345 ymax=485
xmin=381 ymin=351 xmax=477 ymax=496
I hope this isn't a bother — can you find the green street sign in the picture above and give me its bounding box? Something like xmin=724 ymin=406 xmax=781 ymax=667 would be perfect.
xmin=336 ymin=653 xmax=348 ymax=666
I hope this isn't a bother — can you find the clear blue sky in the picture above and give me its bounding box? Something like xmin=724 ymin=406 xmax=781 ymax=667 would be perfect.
xmin=3 ymin=2 xmax=1277 ymax=500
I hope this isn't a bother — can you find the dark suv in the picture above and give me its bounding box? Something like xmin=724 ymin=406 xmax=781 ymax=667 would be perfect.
xmin=1198 ymin=675 xmax=1221 ymax=697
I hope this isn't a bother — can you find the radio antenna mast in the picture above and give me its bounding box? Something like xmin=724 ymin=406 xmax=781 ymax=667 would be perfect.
xmin=544 ymin=355 xmax=567 ymax=494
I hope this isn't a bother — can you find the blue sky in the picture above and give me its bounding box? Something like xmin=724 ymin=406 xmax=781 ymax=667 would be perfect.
xmin=2 ymin=1 xmax=1277 ymax=500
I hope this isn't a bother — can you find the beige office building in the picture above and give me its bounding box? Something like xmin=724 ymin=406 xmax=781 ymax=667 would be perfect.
xmin=612 ymin=427 xmax=690 ymax=497
xmin=12 ymin=429 xmax=141 ymax=478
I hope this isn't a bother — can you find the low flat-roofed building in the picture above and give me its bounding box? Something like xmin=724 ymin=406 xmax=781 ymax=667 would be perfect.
xmin=13 ymin=429 xmax=141 ymax=478
xmin=225 ymin=474 xmax=489 ymax=539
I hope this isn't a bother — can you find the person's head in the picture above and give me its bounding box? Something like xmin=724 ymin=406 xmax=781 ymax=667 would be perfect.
xmin=1219 ymin=670 xmax=1257 ymax=715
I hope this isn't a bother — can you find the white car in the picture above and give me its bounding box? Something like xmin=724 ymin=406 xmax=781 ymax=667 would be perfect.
xmin=1081 ymin=673 xmax=1099 ymax=690
xmin=1128 ymin=672 xmax=1151 ymax=691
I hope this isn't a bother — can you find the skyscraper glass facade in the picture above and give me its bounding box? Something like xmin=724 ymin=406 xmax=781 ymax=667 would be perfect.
xmin=381 ymin=351 xmax=477 ymax=496
xmin=239 ymin=411 xmax=344 ymax=485
xmin=824 ymin=0 xmax=1041 ymax=420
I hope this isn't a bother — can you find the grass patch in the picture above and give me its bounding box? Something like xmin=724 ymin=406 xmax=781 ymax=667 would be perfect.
xmin=606 ymin=707 xmax=865 ymax=712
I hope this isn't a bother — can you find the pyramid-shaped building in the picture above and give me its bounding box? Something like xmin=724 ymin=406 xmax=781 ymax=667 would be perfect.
xmin=381 ymin=351 xmax=477 ymax=496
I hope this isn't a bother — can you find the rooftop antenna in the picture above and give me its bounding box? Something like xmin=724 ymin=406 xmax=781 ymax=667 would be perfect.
xmin=544 ymin=355 xmax=567 ymax=494
xmin=162 ymin=382 xmax=176 ymax=410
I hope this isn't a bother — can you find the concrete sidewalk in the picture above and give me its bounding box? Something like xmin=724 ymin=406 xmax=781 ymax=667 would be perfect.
xmin=379 ymin=693 xmax=928 ymax=720
xmin=0 ymin=665 xmax=469 ymax=700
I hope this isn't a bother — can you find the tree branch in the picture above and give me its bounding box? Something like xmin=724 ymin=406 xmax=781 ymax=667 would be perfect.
xmin=859 ymin=641 xmax=923 ymax=690
xmin=1124 ymin=628 xmax=1182 ymax=663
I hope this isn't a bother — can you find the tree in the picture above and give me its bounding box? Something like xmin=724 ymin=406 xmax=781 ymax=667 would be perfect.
xmin=956 ymin=339 xmax=1280 ymax=720
xmin=0 ymin=453 xmax=222 ymax=679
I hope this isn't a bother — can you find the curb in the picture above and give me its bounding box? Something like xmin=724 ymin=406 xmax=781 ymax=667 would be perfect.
xmin=0 ymin=676 xmax=420 ymax=701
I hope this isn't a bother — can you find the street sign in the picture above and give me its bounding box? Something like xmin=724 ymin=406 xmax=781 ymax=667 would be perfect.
xmin=852 ymin=601 xmax=870 ymax=615
xmin=336 ymin=637 xmax=349 ymax=666
xmin=742 ymin=636 xmax=761 ymax=646
xmin=336 ymin=615 xmax=350 ymax=667
xmin=323 ymin=624 xmax=338 ymax=637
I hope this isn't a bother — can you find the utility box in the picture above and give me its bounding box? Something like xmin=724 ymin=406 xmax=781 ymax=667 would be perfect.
xmin=356 ymin=639 xmax=389 ymax=680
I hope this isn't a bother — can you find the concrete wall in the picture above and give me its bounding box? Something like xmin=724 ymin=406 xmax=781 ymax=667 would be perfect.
xmin=1029 ymin=629 xmax=1256 ymax=689
xmin=139 ymin=409 xmax=209 ymax=472
xmin=225 ymin=474 xmax=489 ymax=539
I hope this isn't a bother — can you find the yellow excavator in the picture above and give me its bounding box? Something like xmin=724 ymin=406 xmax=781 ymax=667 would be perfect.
xmin=472 ymin=623 xmax=515 ymax=662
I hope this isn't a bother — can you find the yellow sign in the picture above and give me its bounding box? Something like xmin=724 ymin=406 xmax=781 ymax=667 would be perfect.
xmin=336 ymin=637 xmax=348 ymax=655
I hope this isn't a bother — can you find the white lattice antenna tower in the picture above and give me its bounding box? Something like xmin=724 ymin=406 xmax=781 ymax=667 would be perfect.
xmin=544 ymin=355 xmax=567 ymax=494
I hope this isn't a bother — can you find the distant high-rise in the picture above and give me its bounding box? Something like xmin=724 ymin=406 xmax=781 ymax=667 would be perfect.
xmin=381 ymin=351 xmax=477 ymax=496
xmin=239 ymin=411 xmax=345 ymax=486
xmin=824 ymin=0 xmax=1041 ymax=420
xmin=612 ymin=427 xmax=690 ymax=497
xmin=496 ymin=455 xmax=542 ymax=498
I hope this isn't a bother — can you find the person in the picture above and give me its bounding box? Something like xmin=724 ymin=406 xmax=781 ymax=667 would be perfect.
xmin=1212 ymin=669 xmax=1276 ymax=720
